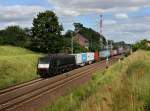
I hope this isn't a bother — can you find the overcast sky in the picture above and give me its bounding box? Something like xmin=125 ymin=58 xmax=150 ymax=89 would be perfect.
xmin=0 ymin=0 xmax=150 ymax=43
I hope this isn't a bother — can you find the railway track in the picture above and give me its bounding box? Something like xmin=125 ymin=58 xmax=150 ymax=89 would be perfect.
xmin=0 ymin=78 xmax=43 ymax=95
xmin=0 ymin=59 xmax=105 ymax=95
xmin=0 ymin=57 xmax=119 ymax=111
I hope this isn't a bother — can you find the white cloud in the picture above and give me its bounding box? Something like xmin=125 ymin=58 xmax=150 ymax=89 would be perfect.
xmin=103 ymin=16 xmax=150 ymax=43
xmin=104 ymin=20 xmax=117 ymax=25
xmin=115 ymin=13 xmax=129 ymax=19
xmin=47 ymin=0 xmax=150 ymax=43
xmin=48 ymin=0 xmax=150 ymax=16
xmin=0 ymin=5 xmax=46 ymax=29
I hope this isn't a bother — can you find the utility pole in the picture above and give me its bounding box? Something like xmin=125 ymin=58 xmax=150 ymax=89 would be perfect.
xmin=100 ymin=15 xmax=103 ymax=50
xmin=111 ymin=41 xmax=113 ymax=50
xmin=100 ymin=15 xmax=109 ymax=68
xmin=71 ymin=32 xmax=74 ymax=54
xmin=100 ymin=15 xmax=103 ymax=34
xmin=90 ymin=39 xmax=92 ymax=51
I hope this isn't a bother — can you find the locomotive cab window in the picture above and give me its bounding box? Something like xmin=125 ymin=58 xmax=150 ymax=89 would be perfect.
xmin=38 ymin=57 xmax=50 ymax=69
xmin=39 ymin=57 xmax=49 ymax=64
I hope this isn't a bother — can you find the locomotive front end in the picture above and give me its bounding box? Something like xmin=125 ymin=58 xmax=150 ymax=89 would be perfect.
xmin=37 ymin=57 xmax=50 ymax=77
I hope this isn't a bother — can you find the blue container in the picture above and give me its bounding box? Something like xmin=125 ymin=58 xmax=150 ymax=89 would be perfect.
xmin=82 ymin=53 xmax=87 ymax=63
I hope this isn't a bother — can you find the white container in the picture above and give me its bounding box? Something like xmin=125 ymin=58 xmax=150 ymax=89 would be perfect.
xmin=87 ymin=52 xmax=94 ymax=64
xmin=113 ymin=50 xmax=117 ymax=55
xmin=71 ymin=53 xmax=82 ymax=65
xmin=99 ymin=50 xmax=110 ymax=58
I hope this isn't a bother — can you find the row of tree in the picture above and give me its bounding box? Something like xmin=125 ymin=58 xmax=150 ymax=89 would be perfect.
xmin=0 ymin=26 xmax=29 ymax=47
xmin=132 ymin=39 xmax=150 ymax=51
xmin=0 ymin=10 xmax=106 ymax=53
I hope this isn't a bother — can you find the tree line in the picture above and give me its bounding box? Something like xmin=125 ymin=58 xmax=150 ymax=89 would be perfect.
xmin=0 ymin=10 xmax=106 ymax=53
xmin=132 ymin=39 xmax=150 ymax=51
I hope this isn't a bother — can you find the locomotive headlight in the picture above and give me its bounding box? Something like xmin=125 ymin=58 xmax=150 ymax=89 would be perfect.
xmin=38 ymin=64 xmax=49 ymax=69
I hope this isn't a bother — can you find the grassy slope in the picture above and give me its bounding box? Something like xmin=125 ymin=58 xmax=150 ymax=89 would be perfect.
xmin=77 ymin=50 xmax=150 ymax=111
xmin=0 ymin=46 xmax=41 ymax=89
xmin=42 ymin=50 xmax=150 ymax=111
xmin=0 ymin=46 xmax=34 ymax=56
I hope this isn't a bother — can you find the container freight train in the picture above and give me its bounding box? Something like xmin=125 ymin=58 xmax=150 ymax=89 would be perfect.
xmin=37 ymin=49 xmax=124 ymax=78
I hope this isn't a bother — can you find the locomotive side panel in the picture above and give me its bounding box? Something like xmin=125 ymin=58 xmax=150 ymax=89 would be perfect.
xmin=37 ymin=54 xmax=76 ymax=77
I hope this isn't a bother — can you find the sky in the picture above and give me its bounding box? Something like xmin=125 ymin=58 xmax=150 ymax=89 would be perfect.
xmin=0 ymin=0 xmax=150 ymax=43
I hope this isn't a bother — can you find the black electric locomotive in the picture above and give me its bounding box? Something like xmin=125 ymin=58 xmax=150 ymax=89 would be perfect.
xmin=37 ymin=54 xmax=76 ymax=77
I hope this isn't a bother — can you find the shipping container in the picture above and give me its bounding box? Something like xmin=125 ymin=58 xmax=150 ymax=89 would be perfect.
xmin=90 ymin=52 xmax=94 ymax=61
xmin=110 ymin=50 xmax=117 ymax=56
xmin=114 ymin=50 xmax=117 ymax=55
xmin=82 ymin=53 xmax=87 ymax=62
xmin=87 ymin=52 xmax=94 ymax=64
xmin=94 ymin=51 xmax=99 ymax=61
xmin=117 ymin=47 xmax=124 ymax=54
xmin=99 ymin=50 xmax=110 ymax=58
xmin=71 ymin=53 xmax=82 ymax=65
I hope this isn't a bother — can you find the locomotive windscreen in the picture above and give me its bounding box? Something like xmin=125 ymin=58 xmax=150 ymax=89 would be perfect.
xmin=38 ymin=57 xmax=50 ymax=69
xmin=39 ymin=57 xmax=49 ymax=64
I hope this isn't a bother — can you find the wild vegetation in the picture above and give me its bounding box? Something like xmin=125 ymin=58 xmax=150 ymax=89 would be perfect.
xmin=77 ymin=50 xmax=150 ymax=111
xmin=132 ymin=39 xmax=150 ymax=51
xmin=0 ymin=26 xmax=29 ymax=47
xmin=0 ymin=46 xmax=40 ymax=89
xmin=42 ymin=50 xmax=150 ymax=111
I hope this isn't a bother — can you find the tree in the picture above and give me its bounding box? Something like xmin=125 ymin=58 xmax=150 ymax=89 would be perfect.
xmin=132 ymin=39 xmax=150 ymax=51
xmin=73 ymin=23 xmax=83 ymax=32
xmin=0 ymin=26 xmax=28 ymax=47
xmin=31 ymin=10 xmax=63 ymax=53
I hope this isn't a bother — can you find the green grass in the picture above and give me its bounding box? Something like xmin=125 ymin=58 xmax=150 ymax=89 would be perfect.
xmin=42 ymin=63 xmax=121 ymax=111
xmin=78 ymin=50 xmax=150 ymax=111
xmin=42 ymin=50 xmax=150 ymax=111
xmin=0 ymin=46 xmax=34 ymax=56
xmin=0 ymin=46 xmax=41 ymax=89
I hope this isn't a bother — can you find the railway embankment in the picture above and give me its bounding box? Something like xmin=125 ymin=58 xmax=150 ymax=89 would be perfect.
xmin=0 ymin=46 xmax=40 ymax=89
xmin=42 ymin=50 xmax=150 ymax=111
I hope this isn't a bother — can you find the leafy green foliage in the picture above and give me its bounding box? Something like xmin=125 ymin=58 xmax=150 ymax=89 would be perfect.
xmin=132 ymin=39 xmax=150 ymax=51
xmin=31 ymin=10 xmax=63 ymax=53
xmin=74 ymin=23 xmax=83 ymax=31
xmin=0 ymin=26 xmax=29 ymax=47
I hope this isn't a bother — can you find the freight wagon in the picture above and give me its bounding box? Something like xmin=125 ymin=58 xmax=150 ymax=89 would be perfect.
xmin=81 ymin=53 xmax=87 ymax=66
xmin=71 ymin=53 xmax=82 ymax=66
xmin=87 ymin=52 xmax=94 ymax=64
xmin=117 ymin=47 xmax=124 ymax=54
xmin=110 ymin=50 xmax=117 ymax=57
xmin=94 ymin=51 xmax=99 ymax=62
xmin=99 ymin=50 xmax=110 ymax=60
